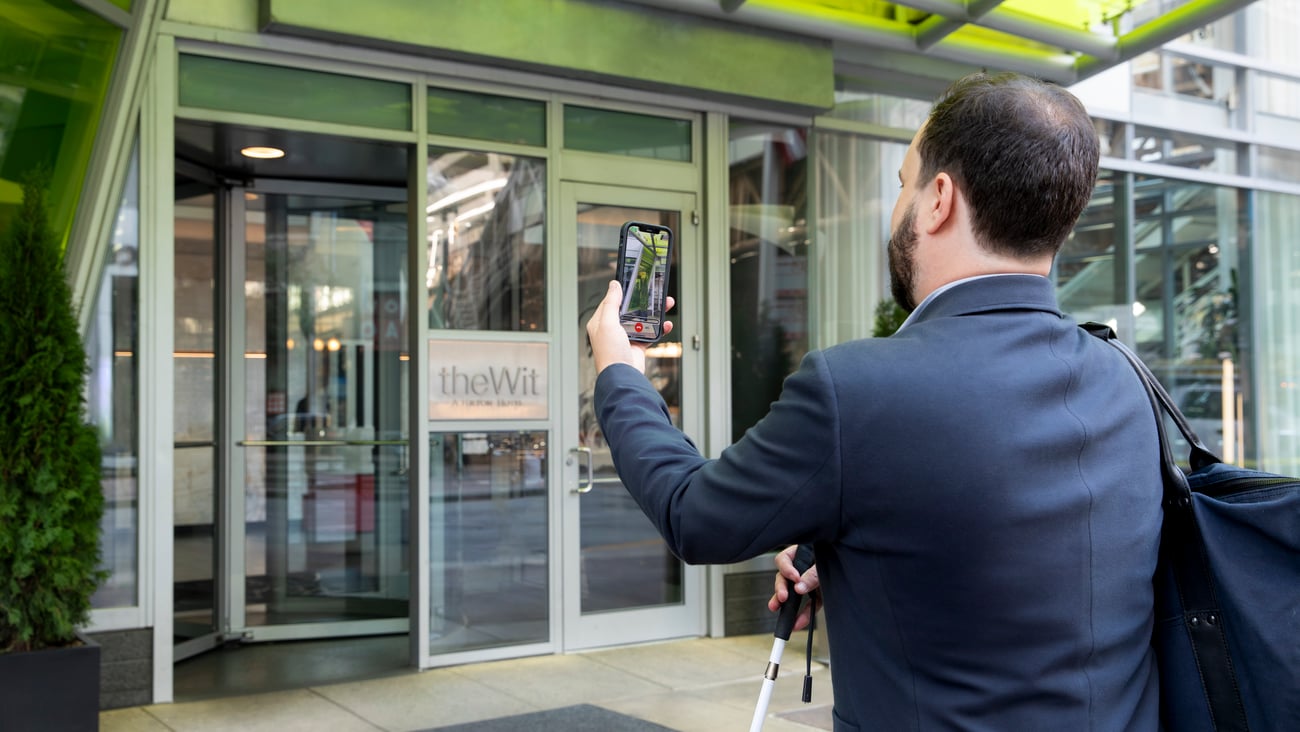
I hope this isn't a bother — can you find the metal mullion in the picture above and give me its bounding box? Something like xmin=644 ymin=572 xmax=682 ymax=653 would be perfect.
xmin=702 ymin=110 xmax=731 ymax=638
xmin=71 ymin=0 xmax=168 ymax=333
xmin=70 ymin=0 xmax=133 ymax=28
xmin=145 ymin=31 xmax=178 ymax=705
xmin=174 ymin=107 xmax=418 ymax=144
xmin=1118 ymin=171 xmax=1138 ymax=343
xmin=409 ymin=79 xmax=432 ymax=670
xmin=222 ymin=186 xmax=249 ymax=636
xmin=249 ymin=178 xmax=407 ymax=203
xmin=549 ymin=104 xmax=573 ymax=651
xmin=1101 ymin=156 xmax=1300 ymax=197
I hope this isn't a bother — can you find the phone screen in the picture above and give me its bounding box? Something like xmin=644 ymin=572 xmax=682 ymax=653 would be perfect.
xmin=616 ymin=221 xmax=672 ymax=342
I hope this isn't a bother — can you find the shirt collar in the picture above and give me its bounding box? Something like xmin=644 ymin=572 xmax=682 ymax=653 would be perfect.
xmin=895 ymin=273 xmax=1050 ymax=332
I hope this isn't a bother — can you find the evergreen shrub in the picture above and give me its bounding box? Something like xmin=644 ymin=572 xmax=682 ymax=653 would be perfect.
xmin=0 ymin=172 xmax=105 ymax=653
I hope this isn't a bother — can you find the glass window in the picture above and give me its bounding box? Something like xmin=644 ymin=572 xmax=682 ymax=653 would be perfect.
xmin=1058 ymin=169 xmax=1124 ymax=324
xmin=1132 ymin=126 xmax=1238 ymax=174
xmin=1254 ymin=0 xmax=1300 ymax=68
xmin=1132 ymin=52 xmax=1236 ymax=108
xmin=89 ymin=143 xmax=140 ymax=609
xmin=0 ymin=3 xmax=123 ymax=244
xmin=1257 ymin=145 xmax=1300 ymax=184
xmin=1254 ymin=191 xmax=1300 ymax=475
xmin=563 ymin=106 xmax=691 ymax=161
xmin=427 ymin=148 xmax=546 ymax=331
xmin=825 ymin=85 xmax=929 ymax=130
xmin=1256 ymin=72 xmax=1300 ymax=123
xmin=813 ymin=130 xmax=899 ymax=344
xmin=729 ymin=121 xmax=809 ymax=441
xmin=178 ymin=55 xmax=412 ymax=131
xmin=1094 ymin=119 xmax=1124 ymax=159
xmin=427 ymin=87 xmax=545 ymax=147
xmin=429 ymin=431 xmax=548 ymax=654
xmin=1130 ymin=176 xmax=1249 ymax=464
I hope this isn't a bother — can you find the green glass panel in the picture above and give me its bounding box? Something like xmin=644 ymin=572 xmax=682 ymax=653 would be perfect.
xmin=0 ymin=3 xmax=122 ymax=246
xmin=427 ymin=87 xmax=545 ymax=146
xmin=178 ymin=55 xmax=411 ymax=131
xmin=108 ymin=0 xmax=132 ymax=11
xmin=563 ymin=106 xmax=691 ymax=161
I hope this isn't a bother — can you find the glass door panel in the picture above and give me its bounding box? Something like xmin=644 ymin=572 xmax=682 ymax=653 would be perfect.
xmin=173 ymin=180 xmax=221 ymax=660
xmin=239 ymin=183 xmax=410 ymax=636
xmin=562 ymin=183 xmax=702 ymax=649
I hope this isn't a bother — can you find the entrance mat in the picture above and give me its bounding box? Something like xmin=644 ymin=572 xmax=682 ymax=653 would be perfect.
xmin=423 ymin=704 xmax=676 ymax=731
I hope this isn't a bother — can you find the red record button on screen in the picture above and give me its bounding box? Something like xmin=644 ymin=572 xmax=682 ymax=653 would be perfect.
xmin=634 ymin=323 xmax=643 ymax=333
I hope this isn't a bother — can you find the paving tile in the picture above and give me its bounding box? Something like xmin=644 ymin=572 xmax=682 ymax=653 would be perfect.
xmin=141 ymin=688 xmax=381 ymax=732
xmin=451 ymin=651 xmax=668 ymax=708
xmin=581 ymin=636 xmax=761 ymax=690
xmin=602 ymin=690 xmax=816 ymax=732
xmin=99 ymin=707 xmax=173 ymax=732
xmin=312 ymin=666 xmax=538 ymax=731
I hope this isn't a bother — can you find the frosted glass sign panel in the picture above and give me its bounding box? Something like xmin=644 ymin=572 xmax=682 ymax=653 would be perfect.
xmin=179 ymin=54 xmax=412 ymax=130
xmin=427 ymin=87 xmax=545 ymax=146
xmin=428 ymin=340 xmax=548 ymax=420
xmin=563 ymin=106 xmax=691 ymax=161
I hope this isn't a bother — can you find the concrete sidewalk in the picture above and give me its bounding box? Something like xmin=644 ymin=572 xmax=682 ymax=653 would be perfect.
xmin=99 ymin=634 xmax=834 ymax=731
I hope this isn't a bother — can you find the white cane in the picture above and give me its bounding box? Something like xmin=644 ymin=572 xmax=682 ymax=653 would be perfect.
xmin=749 ymin=545 xmax=816 ymax=732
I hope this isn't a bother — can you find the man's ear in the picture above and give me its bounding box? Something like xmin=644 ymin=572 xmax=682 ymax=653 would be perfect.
xmin=922 ymin=171 xmax=956 ymax=235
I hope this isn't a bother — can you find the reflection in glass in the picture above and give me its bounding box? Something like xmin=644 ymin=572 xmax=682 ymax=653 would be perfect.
xmin=1257 ymin=145 xmax=1300 ymax=184
xmin=1132 ymin=51 xmax=1235 ymax=105
xmin=1132 ymin=126 xmax=1237 ymax=174
xmin=0 ymin=2 xmax=122 ymax=242
xmin=90 ymin=143 xmax=140 ymax=609
xmin=427 ymin=148 xmax=546 ymax=331
xmin=813 ymin=130 xmax=899 ymax=344
xmin=729 ymin=121 xmax=810 ymax=441
xmin=827 ymin=84 xmax=929 ymax=130
xmin=242 ymin=189 xmax=410 ymax=627
xmin=576 ymin=204 xmax=682 ymax=613
xmin=429 ymin=431 xmax=548 ymax=653
xmin=1058 ymin=169 xmax=1122 ymax=323
xmin=1254 ymin=192 xmax=1300 ymax=475
xmin=1132 ymin=176 xmax=1248 ymax=464
xmin=173 ymin=183 xmax=218 ymax=648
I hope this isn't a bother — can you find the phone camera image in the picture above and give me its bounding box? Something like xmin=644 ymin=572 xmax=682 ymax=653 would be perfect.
xmin=616 ymin=221 xmax=673 ymax=343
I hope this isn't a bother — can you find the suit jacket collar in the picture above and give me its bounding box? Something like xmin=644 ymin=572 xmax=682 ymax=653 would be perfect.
xmin=905 ymin=274 xmax=1062 ymax=327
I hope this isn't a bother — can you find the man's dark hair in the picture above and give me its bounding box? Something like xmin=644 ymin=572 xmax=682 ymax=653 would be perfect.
xmin=917 ymin=71 xmax=1100 ymax=259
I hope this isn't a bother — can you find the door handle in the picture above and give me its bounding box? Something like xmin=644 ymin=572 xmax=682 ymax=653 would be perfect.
xmin=569 ymin=446 xmax=594 ymax=494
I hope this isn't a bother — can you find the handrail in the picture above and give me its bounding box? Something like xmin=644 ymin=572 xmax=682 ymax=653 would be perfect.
xmin=237 ymin=440 xmax=409 ymax=447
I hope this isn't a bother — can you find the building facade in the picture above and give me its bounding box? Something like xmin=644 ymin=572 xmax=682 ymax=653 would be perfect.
xmin=3 ymin=0 xmax=1296 ymax=708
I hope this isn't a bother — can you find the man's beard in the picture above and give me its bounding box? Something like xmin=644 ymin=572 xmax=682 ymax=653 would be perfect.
xmin=888 ymin=202 xmax=919 ymax=313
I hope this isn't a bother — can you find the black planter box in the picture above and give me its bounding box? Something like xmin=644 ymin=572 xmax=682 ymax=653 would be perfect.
xmin=0 ymin=633 xmax=100 ymax=731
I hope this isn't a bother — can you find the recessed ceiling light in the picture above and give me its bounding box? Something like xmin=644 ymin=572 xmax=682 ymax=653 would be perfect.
xmin=241 ymin=146 xmax=285 ymax=159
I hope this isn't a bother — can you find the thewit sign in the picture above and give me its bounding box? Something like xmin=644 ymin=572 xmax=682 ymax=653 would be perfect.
xmin=428 ymin=340 xmax=548 ymax=420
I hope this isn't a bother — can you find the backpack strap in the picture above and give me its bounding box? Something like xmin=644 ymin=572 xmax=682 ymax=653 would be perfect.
xmin=1081 ymin=323 xmax=1249 ymax=731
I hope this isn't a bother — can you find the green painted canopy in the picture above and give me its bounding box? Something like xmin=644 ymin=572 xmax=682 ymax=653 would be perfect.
xmin=630 ymin=0 xmax=1257 ymax=96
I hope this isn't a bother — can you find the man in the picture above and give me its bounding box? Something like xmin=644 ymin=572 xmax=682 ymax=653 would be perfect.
xmin=586 ymin=71 xmax=1162 ymax=730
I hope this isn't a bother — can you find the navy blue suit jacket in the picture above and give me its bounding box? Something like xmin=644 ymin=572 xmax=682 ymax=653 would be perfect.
xmin=594 ymin=275 xmax=1163 ymax=731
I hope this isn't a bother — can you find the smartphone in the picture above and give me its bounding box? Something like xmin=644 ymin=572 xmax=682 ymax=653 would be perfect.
xmin=615 ymin=221 xmax=673 ymax=343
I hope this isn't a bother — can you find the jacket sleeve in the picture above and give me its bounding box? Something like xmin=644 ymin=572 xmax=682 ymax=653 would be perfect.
xmin=593 ymin=352 xmax=843 ymax=565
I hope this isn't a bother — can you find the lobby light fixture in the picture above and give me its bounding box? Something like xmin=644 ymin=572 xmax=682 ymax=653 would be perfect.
xmin=240 ymin=146 xmax=285 ymax=159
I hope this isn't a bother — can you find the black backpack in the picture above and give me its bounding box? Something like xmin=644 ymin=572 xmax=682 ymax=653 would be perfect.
xmin=1084 ymin=323 xmax=1300 ymax=731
